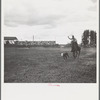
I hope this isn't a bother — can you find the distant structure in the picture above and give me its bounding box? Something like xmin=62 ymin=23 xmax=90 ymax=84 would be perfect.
xmin=16 ymin=41 xmax=56 ymax=46
xmin=4 ymin=37 xmax=18 ymax=44
xmin=4 ymin=36 xmax=57 ymax=47
xmin=16 ymin=35 xmax=56 ymax=46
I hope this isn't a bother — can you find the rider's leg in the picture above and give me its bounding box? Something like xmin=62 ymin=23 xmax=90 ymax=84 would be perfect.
xmin=71 ymin=41 xmax=74 ymax=52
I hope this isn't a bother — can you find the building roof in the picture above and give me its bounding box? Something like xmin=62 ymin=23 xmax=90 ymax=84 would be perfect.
xmin=4 ymin=37 xmax=18 ymax=40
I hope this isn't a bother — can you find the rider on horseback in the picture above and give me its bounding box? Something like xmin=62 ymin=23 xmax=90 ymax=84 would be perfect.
xmin=68 ymin=35 xmax=79 ymax=52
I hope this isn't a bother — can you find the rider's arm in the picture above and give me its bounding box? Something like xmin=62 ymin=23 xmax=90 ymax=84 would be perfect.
xmin=68 ymin=36 xmax=72 ymax=40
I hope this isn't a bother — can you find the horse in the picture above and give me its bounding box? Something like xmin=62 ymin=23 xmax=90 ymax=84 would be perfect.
xmin=71 ymin=42 xmax=81 ymax=58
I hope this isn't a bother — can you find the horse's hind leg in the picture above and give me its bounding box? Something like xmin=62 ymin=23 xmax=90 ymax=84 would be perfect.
xmin=75 ymin=51 xmax=78 ymax=58
xmin=77 ymin=50 xmax=80 ymax=58
xmin=74 ymin=51 xmax=77 ymax=58
xmin=73 ymin=52 xmax=76 ymax=59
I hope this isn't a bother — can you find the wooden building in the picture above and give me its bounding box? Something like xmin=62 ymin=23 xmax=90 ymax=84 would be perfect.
xmin=4 ymin=37 xmax=18 ymax=44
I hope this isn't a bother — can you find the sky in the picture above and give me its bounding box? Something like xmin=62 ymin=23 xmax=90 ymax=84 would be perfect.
xmin=3 ymin=0 xmax=98 ymax=44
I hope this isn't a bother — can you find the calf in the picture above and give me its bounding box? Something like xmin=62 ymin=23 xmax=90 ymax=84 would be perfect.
xmin=61 ymin=52 xmax=69 ymax=60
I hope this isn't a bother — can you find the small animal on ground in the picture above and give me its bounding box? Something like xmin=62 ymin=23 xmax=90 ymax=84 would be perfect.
xmin=61 ymin=52 xmax=69 ymax=60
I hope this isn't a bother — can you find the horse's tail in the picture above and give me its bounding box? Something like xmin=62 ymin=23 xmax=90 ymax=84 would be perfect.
xmin=78 ymin=47 xmax=81 ymax=55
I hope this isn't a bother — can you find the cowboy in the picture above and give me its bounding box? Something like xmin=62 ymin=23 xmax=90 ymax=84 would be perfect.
xmin=68 ymin=35 xmax=78 ymax=52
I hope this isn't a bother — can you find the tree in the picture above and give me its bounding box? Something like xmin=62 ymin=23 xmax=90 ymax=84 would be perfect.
xmin=90 ymin=30 xmax=97 ymax=45
xmin=81 ymin=29 xmax=97 ymax=47
xmin=82 ymin=30 xmax=89 ymax=46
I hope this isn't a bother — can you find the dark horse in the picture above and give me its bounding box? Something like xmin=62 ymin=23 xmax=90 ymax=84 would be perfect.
xmin=71 ymin=41 xmax=81 ymax=58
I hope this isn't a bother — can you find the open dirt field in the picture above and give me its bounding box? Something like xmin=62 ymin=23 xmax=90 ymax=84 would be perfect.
xmin=4 ymin=47 xmax=96 ymax=83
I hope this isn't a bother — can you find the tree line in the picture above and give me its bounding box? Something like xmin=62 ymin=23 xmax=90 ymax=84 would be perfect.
xmin=81 ymin=30 xmax=97 ymax=47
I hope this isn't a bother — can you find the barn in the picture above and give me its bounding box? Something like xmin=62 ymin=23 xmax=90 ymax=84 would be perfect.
xmin=4 ymin=37 xmax=18 ymax=44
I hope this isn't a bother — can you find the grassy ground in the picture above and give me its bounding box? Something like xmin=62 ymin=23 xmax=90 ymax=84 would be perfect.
xmin=4 ymin=47 xmax=96 ymax=83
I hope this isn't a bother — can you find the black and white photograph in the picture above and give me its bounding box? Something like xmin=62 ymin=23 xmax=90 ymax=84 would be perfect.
xmin=3 ymin=0 xmax=98 ymax=83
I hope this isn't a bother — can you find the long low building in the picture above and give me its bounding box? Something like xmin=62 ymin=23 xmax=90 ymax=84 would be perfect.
xmin=16 ymin=41 xmax=56 ymax=46
xmin=4 ymin=37 xmax=56 ymax=46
